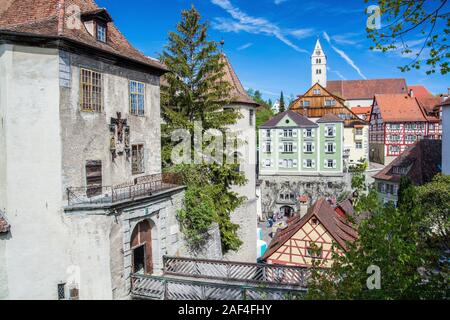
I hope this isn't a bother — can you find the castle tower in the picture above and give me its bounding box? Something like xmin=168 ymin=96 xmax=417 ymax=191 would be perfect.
xmin=311 ymin=38 xmax=327 ymax=86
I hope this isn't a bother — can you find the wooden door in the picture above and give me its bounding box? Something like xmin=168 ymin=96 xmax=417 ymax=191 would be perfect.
xmin=130 ymin=220 xmax=153 ymax=275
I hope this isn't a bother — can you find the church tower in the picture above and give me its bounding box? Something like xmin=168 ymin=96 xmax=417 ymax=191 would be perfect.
xmin=311 ymin=38 xmax=327 ymax=86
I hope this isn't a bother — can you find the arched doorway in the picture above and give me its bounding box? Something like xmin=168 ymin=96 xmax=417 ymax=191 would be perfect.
xmin=280 ymin=206 xmax=295 ymax=218
xmin=130 ymin=220 xmax=152 ymax=275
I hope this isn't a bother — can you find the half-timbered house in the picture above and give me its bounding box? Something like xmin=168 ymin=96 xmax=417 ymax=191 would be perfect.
xmin=262 ymin=198 xmax=357 ymax=268
xmin=369 ymin=93 xmax=442 ymax=165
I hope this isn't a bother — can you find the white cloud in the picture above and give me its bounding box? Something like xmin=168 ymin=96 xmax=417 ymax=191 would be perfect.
xmin=237 ymin=43 xmax=253 ymax=51
xmin=211 ymin=0 xmax=309 ymax=54
xmin=328 ymin=67 xmax=346 ymax=80
xmin=323 ymin=31 xmax=367 ymax=79
xmin=274 ymin=0 xmax=287 ymax=4
xmin=289 ymin=28 xmax=315 ymax=40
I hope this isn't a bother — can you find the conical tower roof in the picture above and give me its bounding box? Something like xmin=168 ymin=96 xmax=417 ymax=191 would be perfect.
xmin=220 ymin=54 xmax=259 ymax=106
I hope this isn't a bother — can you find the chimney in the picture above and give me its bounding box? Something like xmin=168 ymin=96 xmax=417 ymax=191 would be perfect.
xmin=409 ymin=89 xmax=414 ymax=98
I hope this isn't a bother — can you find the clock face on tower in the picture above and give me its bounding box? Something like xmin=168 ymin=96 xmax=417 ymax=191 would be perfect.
xmin=316 ymin=50 xmax=321 ymax=55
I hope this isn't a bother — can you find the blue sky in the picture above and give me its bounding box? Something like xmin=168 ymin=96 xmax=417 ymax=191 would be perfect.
xmin=97 ymin=0 xmax=449 ymax=101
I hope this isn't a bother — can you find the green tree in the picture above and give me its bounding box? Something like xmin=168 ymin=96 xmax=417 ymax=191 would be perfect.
xmin=365 ymin=0 xmax=449 ymax=75
xmin=279 ymin=91 xmax=286 ymax=113
xmin=160 ymin=6 xmax=246 ymax=252
xmin=307 ymin=178 xmax=448 ymax=299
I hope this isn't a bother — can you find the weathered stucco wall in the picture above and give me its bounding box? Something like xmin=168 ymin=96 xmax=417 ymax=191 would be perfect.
xmin=224 ymin=104 xmax=257 ymax=263
xmin=0 ymin=45 xmax=188 ymax=300
xmin=0 ymin=45 xmax=68 ymax=299
xmin=60 ymin=51 xmax=162 ymax=191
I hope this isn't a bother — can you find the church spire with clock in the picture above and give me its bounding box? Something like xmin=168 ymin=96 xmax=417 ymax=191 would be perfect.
xmin=311 ymin=38 xmax=327 ymax=86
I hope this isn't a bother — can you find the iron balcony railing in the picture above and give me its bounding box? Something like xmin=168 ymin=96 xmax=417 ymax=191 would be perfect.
xmin=130 ymin=274 xmax=306 ymax=301
xmin=66 ymin=173 xmax=182 ymax=206
xmin=162 ymin=256 xmax=311 ymax=288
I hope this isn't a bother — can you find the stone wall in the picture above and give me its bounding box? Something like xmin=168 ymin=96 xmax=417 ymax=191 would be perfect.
xmin=259 ymin=174 xmax=352 ymax=219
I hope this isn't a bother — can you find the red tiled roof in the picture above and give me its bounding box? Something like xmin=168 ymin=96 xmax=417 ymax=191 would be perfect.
xmin=327 ymin=79 xmax=408 ymax=100
xmin=351 ymin=106 xmax=372 ymax=115
xmin=416 ymin=96 xmax=442 ymax=121
xmin=408 ymin=85 xmax=433 ymax=98
xmin=0 ymin=0 xmax=167 ymax=72
xmin=373 ymin=94 xmax=427 ymax=122
xmin=220 ymin=54 xmax=258 ymax=106
xmin=262 ymin=198 xmax=358 ymax=261
xmin=373 ymin=139 xmax=442 ymax=185
xmin=0 ymin=210 xmax=10 ymax=233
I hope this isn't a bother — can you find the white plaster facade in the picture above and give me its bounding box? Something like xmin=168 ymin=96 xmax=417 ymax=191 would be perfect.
xmin=311 ymin=39 xmax=327 ymax=87
xmin=0 ymin=44 xmax=189 ymax=299
xmin=223 ymin=104 xmax=258 ymax=263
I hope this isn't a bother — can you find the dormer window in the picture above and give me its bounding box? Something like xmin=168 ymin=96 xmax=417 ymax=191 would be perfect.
xmin=96 ymin=23 xmax=107 ymax=42
xmin=81 ymin=9 xmax=113 ymax=43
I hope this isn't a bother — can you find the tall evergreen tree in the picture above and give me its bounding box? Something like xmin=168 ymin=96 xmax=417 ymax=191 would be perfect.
xmin=160 ymin=6 xmax=246 ymax=253
xmin=279 ymin=91 xmax=286 ymax=113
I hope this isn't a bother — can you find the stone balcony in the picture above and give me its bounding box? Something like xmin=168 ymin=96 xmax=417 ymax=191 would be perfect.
xmin=65 ymin=173 xmax=184 ymax=211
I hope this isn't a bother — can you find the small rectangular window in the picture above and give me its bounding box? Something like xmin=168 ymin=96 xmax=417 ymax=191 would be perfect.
xmin=355 ymin=141 xmax=363 ymax=149
xmin=130 ymin=80 xmax=145 ymax=116
xmin=97 ymin=24 xmax=106 ymax=42
xmin=249 ymin=110 xmax=254 ymax=126
xmin=132 ymin=144 xmax=145 ymax=175
xmin=57 ymin=283 xmax=66 ymax=300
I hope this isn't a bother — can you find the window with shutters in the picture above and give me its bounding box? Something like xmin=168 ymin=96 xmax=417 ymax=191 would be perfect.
xmin=306 ymin=129 xmax=312 ymax=137
xmin=283 ymin=142 xmax=293 ymax=153
xmin=355 ymin=141 xmax=363 ymax=149
xmin=283 ymin=129 xmax=293 ymax=138
xmin=326 ymin=143 xmax=334 ymax=153
xmin=325 ymin=126 xmax=335 ymax=137
xmin=266 ymin=130 xmax=271 ymax=138
xmin=305 ymin=142 xmax=313 ymax=153
xmin=86 ymin=160 xmax=102 ymax=198
xmin=80 ymin=68 xmax=102 ymax=112
xmin=326 ymin=159 xmax=334 ymax=168
xmin=130 ymin=80 xmax=145 ymax=116
xmin=305 ymin=159 xmax=313 ymax=168
xmin=132 ymin=144 xmax=145 ymax=175
xmin=355 ymin=128 xmax=363 ymax=135
xmin=265 ymin=142 xmax=271 ymax=153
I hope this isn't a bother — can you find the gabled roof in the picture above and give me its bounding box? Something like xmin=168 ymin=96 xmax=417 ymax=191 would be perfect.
xmin=220 ymin=54 xmax=258 ymax=107
xmin=317 ymin=113 xmax=344 ymax=123
xmin=260 ymin=110 xmax=317 ymax=128
xmin=416 ymin=96 xmax=442 ymax=121
xmin=0 ymin=210 xmax=10 ymax=234
xmin=0 ymin=0 xmax=167 ymax=73
xmin=262 ymin=198 xmax=358 ymax=261
xmin=372 ymin=94 xmax=427 ymax=122
xmin=374 ymin=139 xmax=442 ymax=185
xmin=408 ymin=85 xmax=433 ymax=98
xmin=327 ymin=78 xmax=408 ymax=100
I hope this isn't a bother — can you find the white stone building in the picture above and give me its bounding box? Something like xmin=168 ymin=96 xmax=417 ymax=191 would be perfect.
xmin=220 ymin=54 xmax=259 ymax=263
xmin=0 ymin=0 xmax=195 ymax=300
